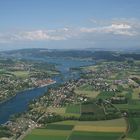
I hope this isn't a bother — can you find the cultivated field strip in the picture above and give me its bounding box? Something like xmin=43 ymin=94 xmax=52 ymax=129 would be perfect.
xmin=74 ymin=125 xmax=126 ymax=132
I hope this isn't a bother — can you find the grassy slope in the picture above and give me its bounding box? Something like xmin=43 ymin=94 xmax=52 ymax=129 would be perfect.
xmin=126 ymin=117 xmax=140 ymax=140
xmin=66 ymin=104 xmax=81 ymax=114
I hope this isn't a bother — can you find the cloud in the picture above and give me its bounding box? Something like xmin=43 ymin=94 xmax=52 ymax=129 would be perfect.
xmin=3 ymin=30 xmax=68 ymax=43
xmin=0 ymin=27 xmax=80 ymax=43
xmin=80 ymin=23 xmax=137 ymax=36
xmin=0 ymin=18 xmax=140 ymax=44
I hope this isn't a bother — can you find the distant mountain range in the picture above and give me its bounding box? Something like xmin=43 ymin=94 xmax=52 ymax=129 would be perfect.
xmin=0 ymin=48 xmax=140 ymax=61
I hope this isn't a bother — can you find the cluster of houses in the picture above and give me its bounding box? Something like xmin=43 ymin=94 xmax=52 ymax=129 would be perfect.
xmin=3 ymin=118 xmax=37 ymax=139
xmin=0 ymin=73 xmax=34 ymax=103
xmin=0 ymin=60 xmax=56 ymax=103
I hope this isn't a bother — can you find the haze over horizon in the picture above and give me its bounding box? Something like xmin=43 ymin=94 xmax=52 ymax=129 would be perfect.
xmin=0 ymin=0 xmax=140 ymax=50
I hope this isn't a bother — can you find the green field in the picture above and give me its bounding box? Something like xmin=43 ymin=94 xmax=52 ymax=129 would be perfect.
xmin=53 ymin=120 xmax=79 ymax=125
xmin=132 ymin=88 xmax=140 ymax=100
xmin=46 ymin=107 xmax=66 ymax=114
xmin=11 ymin=71 xmax=29 ymax=78
xmin=24 ymin=118 xmax=126 ymax=140
xmin=77 ymin=84 xmax=93 ymax=91
xmin=75 ymin=84 xmax=100 ymax=98
xmin=81 ymin=103 xmax=105 ymax=117
xmin=23 ymin=129 xmax=71 ymax=140
xmin=96 ymin=91 xmax=115 ymax=99
xmin=77 ymin=118 xmax=126 ymax=127
xmin=23 ymin=135 xmax=67 ymax=140
xmin=46 ymin=124 xmax=74 ymax=130
xmin=115 ymin=102 xmax=140 ymax=110
xmin=53 ymin=118 xmax=126 ymax=127
xmin=66 ymin=104 xmax=81 ymax=114
xmin=68 ymin=131 xmax=122 ymax=140
xmin=75 ymin=88 xmax=100 ymax=98
xmin=126 ymin=117 xmax=140 ymax=140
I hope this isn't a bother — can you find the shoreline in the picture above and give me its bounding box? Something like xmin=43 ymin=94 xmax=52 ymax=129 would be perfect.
xmin=0 ymin=80 xmax=56 ymax=105
xmin=38 ymin=80 xmax=56 ymax=87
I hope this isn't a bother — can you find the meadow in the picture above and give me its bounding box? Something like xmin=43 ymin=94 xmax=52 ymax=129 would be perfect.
xmin=75 ymin=89 xmax=100 ymax=98
xmin=66 ymin=104 xmax=81 ymax=114
xmin=23 ymin=129 xmax=69 ymax=140
xmin=68 ymin=131 xmax=122 ymax=140
xmin=11 ymin=71 xmax=29 ymax=78
xmin=24 ymin=118 xmax=126 ymax=140
xmin=126 ymin=117 xmax=140 ymax=140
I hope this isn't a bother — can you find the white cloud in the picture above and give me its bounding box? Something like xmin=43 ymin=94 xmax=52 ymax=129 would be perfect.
xmin=14 ymin=30 xmax=67 ymax=41
xmin=109 ymin=23 xmax=131 ymax=29
xmin=80 ymin=23 xmax=137 ymax=36
xmin=0 ymin=18 xmax=140 ymax=44
xmin=0 ymin=27 xmax=81 ymax=43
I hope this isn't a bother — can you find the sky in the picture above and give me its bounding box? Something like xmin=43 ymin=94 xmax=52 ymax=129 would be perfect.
xmin=0 ymin=0 xmax=140 ymax=50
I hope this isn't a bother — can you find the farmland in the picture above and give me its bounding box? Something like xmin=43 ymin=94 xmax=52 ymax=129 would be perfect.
xmin=126 ymin=117 xmax=140 ymax=140
xmin=68 ymin=131 xmax=122 ymax=140
xmin=75 ymin=84 xmax=100 ymax=98
xmin=66 ymin=104 xmax=81 ymax=114
xmin=81 ymin=102 xmax=105 ymax=116
xmin=96 ymin=91 xmax=115 ymax=100
xmin=23 ymin=129 xmax=70 ymax=140
xmin=46 ymin=124 xmax=74 ymax=130
xmin=46 ymin=107 xmax=66 ymax=114
xmin=132 ymin=87 xmax=140 ymax=99
xmin=24 ymin=118 xmax=126 ymax=140
xmin=11 ymin=71 xmax=29 ymax=78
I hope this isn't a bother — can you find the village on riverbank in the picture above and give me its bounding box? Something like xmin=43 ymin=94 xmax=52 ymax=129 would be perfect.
xmin=0 ymin=58 xmax=59 ymax=104
xmin=0 ymin=59 xmax=140 ymax=140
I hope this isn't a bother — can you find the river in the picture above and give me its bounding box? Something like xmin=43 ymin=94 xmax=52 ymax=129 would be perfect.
xmin=0 ymin=57 xmax=94 ymax=124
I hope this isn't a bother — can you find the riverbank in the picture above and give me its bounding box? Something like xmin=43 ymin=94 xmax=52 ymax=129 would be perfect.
xmin=0 ymin=80 xmax=56 ymax=105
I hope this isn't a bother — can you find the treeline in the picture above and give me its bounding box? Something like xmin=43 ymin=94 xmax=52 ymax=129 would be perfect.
xmin=79 ymin=113 xmax=121 ymax=121
xmin=0 ymin=126 xmax=13 ymax=138
xmin=38 ymin=111 xmax=121 ymax=125
xmin=38 ymin=114 xmax=79 ymax=124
